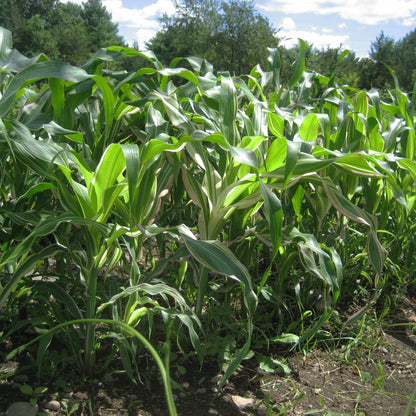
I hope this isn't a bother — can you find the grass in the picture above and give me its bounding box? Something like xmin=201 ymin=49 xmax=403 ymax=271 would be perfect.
xmin=1 ymin=24 xmax=416 ymax=415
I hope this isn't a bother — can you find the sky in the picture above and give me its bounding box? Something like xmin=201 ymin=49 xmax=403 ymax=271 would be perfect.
xmin=61 ymin=0 xmax=416 ymax=57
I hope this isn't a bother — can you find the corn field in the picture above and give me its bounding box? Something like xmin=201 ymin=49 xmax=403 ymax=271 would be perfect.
xmin=1 ymin=27 xmax=416 ymax=415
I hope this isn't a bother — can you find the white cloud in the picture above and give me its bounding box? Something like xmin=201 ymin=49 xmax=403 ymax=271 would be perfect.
xmin=259 ymin=0 xmax=416 ymax=25
xmin=102 ymin=0 xmax=175 ymax=48
xmin=134 ymin=28 xmax=160 ymax=48
xmin=402 ymin=16 xmax=416 ymax=26
xmin=282 ymin=17 xmax=296 ymax=30
xmin=59 ymin=0 xmax=175 ymax=49
xmin=279 ymin=29 xmax=350 ymax=50
xmin=338 ymin=22 xmax=347 ymax=29
xmin=102 ymin=0 xmax=175 ymax=23
xmin=59 ymin=0 xmax=83 ymax=4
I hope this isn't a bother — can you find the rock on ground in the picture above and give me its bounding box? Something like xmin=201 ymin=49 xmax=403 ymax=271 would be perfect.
xmin=6 ymin=402 xmax=38 ymax=416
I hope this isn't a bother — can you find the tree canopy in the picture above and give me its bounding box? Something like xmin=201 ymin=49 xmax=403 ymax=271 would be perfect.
xmin=0 ymin=0 xmax=414 ymax=91
xmin=0 ymin=0 xmax=124 ymax=64
xmin=147 ymin=0 xmax=279 ymax=74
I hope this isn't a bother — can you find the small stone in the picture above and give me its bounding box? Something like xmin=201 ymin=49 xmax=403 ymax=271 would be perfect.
xmin=6 ymin=402 xmax=38 ymax=416
xmin=231 ymin=395 xmax=256 ymax=410
xmin=207 ymin=408 xmax=219 ymax=415
xmin=182 ymin=382 xmax=190 ymax=390
xmin=210 ymin=375 xmax=222 ymax=384
xmin=257 ymin=404 xmax=268 ymax=415
xmin=44 ymin=400 xmax=60 ymax=411
xmin=312 ymin=363 xmax=321 ymax=372
xmin=196 ymin=387 xmax=207 ymax=394
xmin=13 ymin=375 xmax=29 ymax=384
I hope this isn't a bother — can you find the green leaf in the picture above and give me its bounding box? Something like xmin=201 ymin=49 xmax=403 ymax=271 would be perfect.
xmin=267 ymin=47 xmax=281 ymax=91
xmin=158 ymin=67 xmax=199 ymax=85
xmin=267 ymin=112 xmax=284 ymax=138
xmin=89 ymin=143 xmax=126 ymax=214
xmin=259 ymin=181 xmax=282 ymax=258
xmin=291 ymin=228 xmax=343 ymax=297
xmin=37 ymin=333 xmax=53 ymax=379
xmin=0 ymin=245 xmax=64 ymax=308
xmin=264 ymin=136 xmax=287 ymax=172
xmin=35 ymin=282 xmax=83 ymax=319
xmin=0 ymin=26 xmax=12 ymax=56
xmin=270 ymin=333 xmax=300 ymax=344
xmin=91 ymin=75 xmax=115 ymax=140
xmin=367 ymin=230 xmax=386 ymax=280
xmin=20 ymin=384 xmax=33 ymax=396
xmin=0 ymin=213 xmax=109 ymax=307
xmin=288 ymin=39 xmax=306 ymax=88
xmin=150 ymin=91 xmax=194 ymax=132
xmin=16 ymin=183 xmax=56 ymax=201
xmin=257 ymin=353 xmax=291 ymax=374
xmin=284 ymin=141 xmax=301 ymax=188
xmin=299 ymin=113 xmax=320 ymax=141
xmin=334 ymin=154 xmax=381 ymax=176
xmin=229 ymin=145 xmax=258 ymax=169
xmin=220 ymin=77 xmax=239 ymax=146
xmin=49 ymin=77 xmax=65 ymax=122
xmin=219 ymin=341 xmax=250 ymax=389
xmin=321 ymin=178 xmax=376 ymax=228
xmin=179 ymin=225 xmax=257 ymax=316
xmin=0 ymin=61 xmax=90 ymax=117
xmin=142 ymin=135 xmax=192 ymax=164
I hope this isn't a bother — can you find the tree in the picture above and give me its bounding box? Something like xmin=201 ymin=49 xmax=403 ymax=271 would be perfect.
xmin=148 ymin=0 xmax=221 ymax=65
xmin=18 ymin=14 xmax=60 ymax=58
xmin=307 ymin=46 xmax=360 ymax=87
xmin=395 ymin=29 xmax=416 ymax=91
xmin=147 ymin=0 xmax=278 ymax=74
xmin=50 ymin=2 xmax=90 ymax=65
xmin=0 ymin=0 xmax=59 ymax=57
xmin=216 ymin=0 xmax=278 ymax=74
xmin=81 ymin=0 xmax=124 ymax=51
xmin=0 ymin=0 xmax=124 ymax=64
xmin=358 ymin=31 xmax=397 ymax=89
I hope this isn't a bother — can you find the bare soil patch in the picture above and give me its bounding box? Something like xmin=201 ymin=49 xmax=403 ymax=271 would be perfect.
xmin=1 ymin=312 xmax=416 ymax=416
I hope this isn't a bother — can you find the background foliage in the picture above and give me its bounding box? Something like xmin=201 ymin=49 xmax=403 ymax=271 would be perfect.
xmin=0 ymin=0 xmax=123 ymax=64
xmin=0 ymin=0 xmax=415 ymax=90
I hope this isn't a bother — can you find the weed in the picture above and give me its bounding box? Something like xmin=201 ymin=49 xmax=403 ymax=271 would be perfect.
xmin=19 ymin=384 xmax=48 ymax=406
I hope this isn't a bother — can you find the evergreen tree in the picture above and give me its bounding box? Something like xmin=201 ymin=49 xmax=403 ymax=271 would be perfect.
xmin=50 ymin=2 xmax=90 ymax=64
xmin=396 ymin=29 xmax=416 ymax=91
xmin=369 ymin=31 xmax=397 ymax=88
xmin=81 ymin=0 xmax=124 ymax=51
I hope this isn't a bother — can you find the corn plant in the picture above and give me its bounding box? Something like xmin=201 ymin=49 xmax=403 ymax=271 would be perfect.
xmin=1 ymin=24 xmax=416 ymax=412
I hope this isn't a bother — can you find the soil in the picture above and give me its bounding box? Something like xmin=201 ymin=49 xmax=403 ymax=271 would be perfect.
xmin=1 ymin=308 xmax=416 ymax=416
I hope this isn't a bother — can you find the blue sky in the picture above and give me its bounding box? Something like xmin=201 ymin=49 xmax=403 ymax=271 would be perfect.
xmin=62 ymin=0 xmax=416 ymax=57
